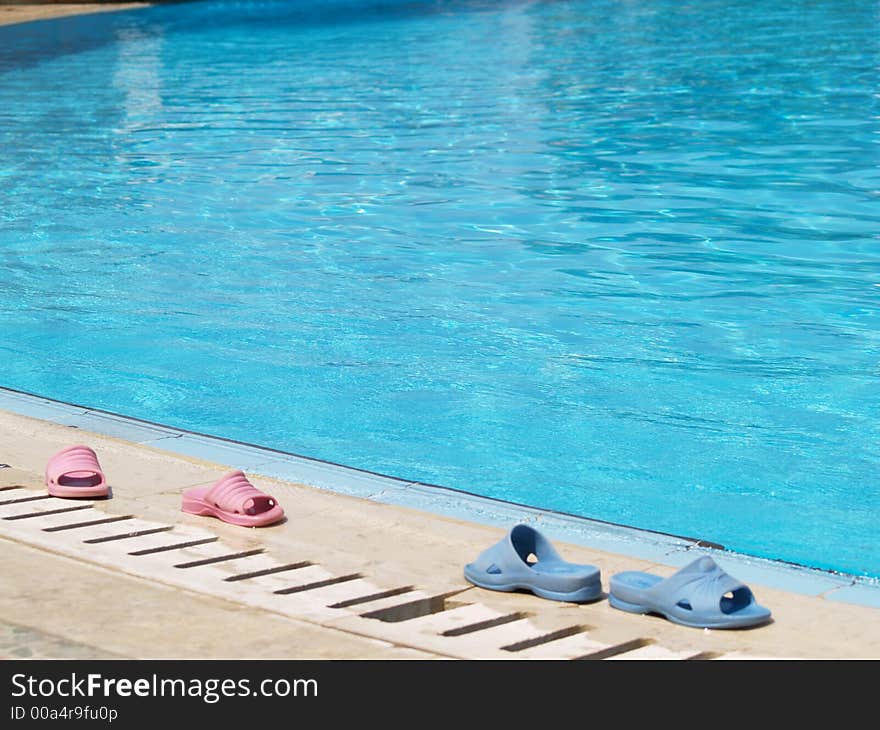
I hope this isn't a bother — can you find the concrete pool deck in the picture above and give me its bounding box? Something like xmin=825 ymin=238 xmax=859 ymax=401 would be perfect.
xmin=1 ymin=387 xmax=879 ymax=660
xmin=0 ymin=2 xmax=150 ymax=27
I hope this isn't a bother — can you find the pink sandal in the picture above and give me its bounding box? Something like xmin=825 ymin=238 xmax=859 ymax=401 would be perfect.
xmin=45 ymin=445 xmax=109 ymax=498
xmin=181 ymin=470 xmax=284 ymax=527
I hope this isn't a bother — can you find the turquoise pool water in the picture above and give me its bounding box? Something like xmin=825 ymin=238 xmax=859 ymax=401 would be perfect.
xmin=1 ymin=0 xmax=878 ymax=578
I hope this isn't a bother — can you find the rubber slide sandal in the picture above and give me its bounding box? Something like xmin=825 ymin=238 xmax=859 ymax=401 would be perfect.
xmin=464 ymin=523 xmax=602 ymax=603
xmin=45 ymin=445 xmax=109 ymax=498
xmin=181 ymin=470 xmax=285 ymax=527
xmin=608 ymin=555 xmax=772 ymax=629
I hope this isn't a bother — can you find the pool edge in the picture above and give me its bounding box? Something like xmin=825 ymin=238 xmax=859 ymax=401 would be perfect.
xmin=1 ymin=384 xmax=877 ymax=610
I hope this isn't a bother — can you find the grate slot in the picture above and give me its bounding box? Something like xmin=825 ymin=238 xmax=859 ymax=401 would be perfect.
xmin=0 ymin=485 xmax=24 ymax=492
xmin=359 ymin=590 xmax=468 ymax=623
xmin=0 ymin=494 xmax=52 ymax=506
xmin=442 ymin=612 xmax=529 ymax=637
xmin=501 ymin=625 xmax=588 ymax=652
xmin=224 ymin=561 xmax=313 ymax=582
xmin=128 ymin=537 xmax=218 ymax=556
xmin=43 ymin=515 xmax=134 ymax=533
xmin=3 ymin=505 xmax=94 ymax=521
xmin=174 ymin=548 xmax=265 ymax=569
xmin=574 ymin=638 xmax=654 ymax=660
xmin=685 ymin=651 xmax=724 ymax=660
xmin=84 ymin=526 xmax=173 ymax=544
xmin=328 ymin=586 xmax=416 ymax=609
xmin=274 ymin=573 xmax=362 ymax=595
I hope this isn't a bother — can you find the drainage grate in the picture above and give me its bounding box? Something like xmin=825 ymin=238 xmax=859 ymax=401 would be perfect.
xmin=441 ymin=612 xmax=529 ymax=638
xmin=501 ymin=625 xmax=588 ymax=652
xmin=3 ymin=505 xmax=94 ymax=521
xmin=574 ymin=638 xmax=653 ymax=660
xmin=685 ymin=651 xmax=724 ymax=660
xmin=0 ymin=493 xmax=52 ymax=506
xmin=224 ymin=561 xmax=313 ymax=582
xmin=44 ymin=515 xmax=134 ymax=533
xmin=360 ymin=591 xmax=469 ymax=623
xmin=174 ymin=548 xmax=265 ymax=570
xmin=328 ymin=586 xmax=416 ymax=609
xmin=128 ymin=537 xmax=219 ymax=556
xmin=274 ymin=573 xmax=362 ymax=595
xmin=84 ymin=526 xmax=174 ymax=544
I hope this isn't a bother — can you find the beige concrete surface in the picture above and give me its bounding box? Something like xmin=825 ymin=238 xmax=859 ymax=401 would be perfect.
xmin=1 ymin=408 xmax=879 ymax=660
xmin=0 ymin=3 xmax=149 ymax=26
xmin=0 ymin=1 xmax=150 ymax=25
xmin=0 ymin=3 xmax=152 ymax=25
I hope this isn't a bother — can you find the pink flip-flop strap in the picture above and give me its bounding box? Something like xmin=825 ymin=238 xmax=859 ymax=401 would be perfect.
xmin=47 ymin=446 xmax=103 ymax=482
xmin=206 ymin=471 xmax=276 ymax=515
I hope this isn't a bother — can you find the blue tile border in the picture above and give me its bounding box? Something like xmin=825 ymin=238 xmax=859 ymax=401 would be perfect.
xmin=1 ymin=384 xmax=878 ymax=609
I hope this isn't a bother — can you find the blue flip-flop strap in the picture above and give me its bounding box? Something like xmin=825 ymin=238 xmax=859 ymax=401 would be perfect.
xmin=658 ymin=563 xmax=749 ymax=617
xmin=469 ymin=525 xmax=563 ymax=579
xmin=468 ymin=532 xmax=529 ymax=578
xmin=527 ymin=527 xmax=565 ymax=566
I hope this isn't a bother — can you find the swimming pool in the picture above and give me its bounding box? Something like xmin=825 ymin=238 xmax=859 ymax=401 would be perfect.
xmin=1 ymin=0 xmax=878 ymax=579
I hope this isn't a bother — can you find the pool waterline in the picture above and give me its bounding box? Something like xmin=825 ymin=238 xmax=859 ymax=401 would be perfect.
xmin=3 ymin=382 xmax=879 ymax=612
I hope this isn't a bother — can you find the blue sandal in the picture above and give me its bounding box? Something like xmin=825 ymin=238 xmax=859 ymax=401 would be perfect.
xmin=464 ymin=524 xmax=602 ymax=603
xmin=609 ymin=555 xmax=772 ymax=629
